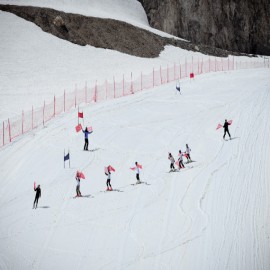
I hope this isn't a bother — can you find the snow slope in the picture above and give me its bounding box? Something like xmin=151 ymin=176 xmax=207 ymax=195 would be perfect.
xmin=0 ymin=0 xmax=265 ymax=121
xmin=0 ymin=1 xmax=270 ymax=269
xmin=0 ymin=69 xmax=270 ymax=270
xmin=0 ymin=0 xmax=149 ymax=28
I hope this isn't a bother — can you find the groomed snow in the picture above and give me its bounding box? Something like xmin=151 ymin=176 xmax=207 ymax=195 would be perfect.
xmin=0 ymin=1 xmax=270 ymax=269
xmin=0 ymin=68 xmax=270 ymax=270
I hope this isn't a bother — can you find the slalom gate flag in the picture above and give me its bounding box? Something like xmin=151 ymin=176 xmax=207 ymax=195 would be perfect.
xmin=64 ymin=153 xmax=70 ymax=161
xmin=175 ymin=161 xmax=179 ymax=166
xmin=78 ymin=112 xmax=84 ymax=118
xmin=79 ymin=172 xmax=85 ymax=179
xmin=184 ymin=153 xmax=188 ymax=158
xmin=34 ymin=182 xmax=36 ymax=190
xmin=130 ymin=167 xmax=136 ymax=171
xmin=88 ymin=126 xmax=93 ymax=132
xmin=104 ymin=167 xmax=109 ymax=174
xmin=137 ymin=164 xmax=142 ymax=169
xmin=216 ymin=123 xmax=222 ymax=130
xmin=228 ymin=120 xmax=233 ymax=124
xmin=190 ymin=73 xmax=194 ymax=79
xmin=108 ymin=165 xmax=115 ymax=172
xmin=76 ymin=123 xmax=82 ymax=132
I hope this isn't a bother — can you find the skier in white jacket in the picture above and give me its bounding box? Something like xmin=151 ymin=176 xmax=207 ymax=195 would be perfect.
xmin=168 ymin=153 xmax=176 ymax=172
xmin=178 ymin=150 xmax=185 ymax=169
xmin=185 ymin=144 xmax=192 ymax=163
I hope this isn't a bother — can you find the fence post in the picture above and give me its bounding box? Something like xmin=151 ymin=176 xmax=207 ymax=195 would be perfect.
xmin=221 ymin=58 xmax=223 ymax=71
xmin=131 ymin=72 xmax=134 ymax=94
xmin=201 ymin=58 xmax=203 ymax=74
xmin=95 ymin=80 xmax=97 ymax=102
xmin=22 ymin=110 xmax=24 ymax=134
xmin=185 ymin=57 xmax=187 ymax=77
xmin=167 ymin=64 xmax=169 ymax=83
xmin=8 ymin=118 xmax=11 ymax=142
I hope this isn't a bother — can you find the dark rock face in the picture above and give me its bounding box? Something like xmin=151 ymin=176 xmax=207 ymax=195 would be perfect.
xmin=138 ymin=0 xmax=270 ymax=55
xmin=0 ymin=4 xmax=251 ymax=58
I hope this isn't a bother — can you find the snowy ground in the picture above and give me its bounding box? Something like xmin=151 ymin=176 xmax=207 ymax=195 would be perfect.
xmin=0 ymin=1 xmax=270 ymax=269
xmin=0 ymin=69 xmax=270 ymax=270
xmin=0 ymin=1 xmax=265 ymax=121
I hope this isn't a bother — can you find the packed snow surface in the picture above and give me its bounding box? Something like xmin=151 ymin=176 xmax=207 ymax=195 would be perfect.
xmin=0 ymin=1 xmax=270 ymax=270
xmin=0 ymin=69 xmax=270 ymax=270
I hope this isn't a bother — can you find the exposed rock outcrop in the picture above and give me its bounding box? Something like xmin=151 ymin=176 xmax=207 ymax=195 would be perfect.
xmin=0 ymin=4 xmax=252 ymax=58
xmin=138 ymin=0 xmax=270 ymax=56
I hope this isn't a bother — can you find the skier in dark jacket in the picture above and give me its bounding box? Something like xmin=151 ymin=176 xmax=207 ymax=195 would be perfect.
xmin=82 ymin=127 xmax=92 ymax=151
xmin=223 ymin=119 xmax=231 ymax=140
xmin=33 ymin=185 xmax=41 ymax=209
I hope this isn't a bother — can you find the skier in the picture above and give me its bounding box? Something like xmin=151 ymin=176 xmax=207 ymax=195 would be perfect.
xmin=185 ymin=144 xmax=192 ymax=163
xmin=135 ymin=162 xmax=141 ymax=184
xmin=223 ymin=119 xmax=231 ymax=140
xmin=168 ymin=153 xmax=176 ymax=172
xmin=82 ymin=127 xmax=92 ymax=151
xmin=75 ymin=171 xmax=82 ymax=197
xmin=105 ymin=166 xmax=112 ymax=191
xmin=178 ymin=150 xmax=185 ymax=169
xmin=176 ymin=82 xmax=181 ymax=94
xmin=33 ymin=184 xmax=41 ymax=209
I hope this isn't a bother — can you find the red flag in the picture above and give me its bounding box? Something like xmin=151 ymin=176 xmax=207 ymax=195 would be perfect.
xmin=79 ymin=172 xmax=85 ymax=179
xmin=87 ymin=126 xmax=93 ymax=132
xmin=216 ymin=123 xmax=222 ymax=130
xmin=75 ymin=123 xmax=82 ymax=132
xmin=175 ymin=161 xmax=179 ymax=166
xmin=137 ymin=164 xmax=142 ymax=169
xmin=130 ymin=167 xmax=136 ymax=171
xmin=190 ymin=73 xmax=194 ymax=79
xmin=108 ymin=165 xmax=115 ymax=172
xmin=184 ymin=153 xmax=188 ymax=158
xmin=228 ymin=120 xmax=233 ymax=125
xmin=34 ymin=182 xmax=36 ymax=190
xmin=78 ymin=112 xmax=84 ymax=118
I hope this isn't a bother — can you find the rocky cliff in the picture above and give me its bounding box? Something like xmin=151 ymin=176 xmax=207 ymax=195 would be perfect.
xmin=138 ymin=0 xmax=270 ymax=55
xmin=0 ymin=4 xmax=245 ymax=58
